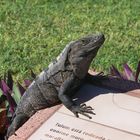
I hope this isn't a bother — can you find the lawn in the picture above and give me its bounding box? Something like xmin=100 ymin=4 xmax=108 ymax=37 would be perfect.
xmin=0 ymin=0 xmax=140 ymax=80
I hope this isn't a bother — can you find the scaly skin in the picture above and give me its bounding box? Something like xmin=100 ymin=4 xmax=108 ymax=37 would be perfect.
xmin=6 ymin=33 xmax=105 ymax=139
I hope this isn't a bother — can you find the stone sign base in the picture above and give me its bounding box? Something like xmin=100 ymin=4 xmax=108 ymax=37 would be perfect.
xmin=9 ymin=84 xmax=140 ymax=140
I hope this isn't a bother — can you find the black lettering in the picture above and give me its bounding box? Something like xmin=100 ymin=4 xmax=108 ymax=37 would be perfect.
xmin=56 ymin=123 xmax=70 ymax=130
xmin=70 ymin=135 xmax=84 ymax=140
xmin=50 ymin=128 xmax=69 ymax=136
xmin=71 ymin=128 xmax=82 ymax=133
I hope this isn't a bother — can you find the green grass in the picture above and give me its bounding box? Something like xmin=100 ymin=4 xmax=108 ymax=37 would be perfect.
xmin=0 ymin=0 xmax=140 ymax=80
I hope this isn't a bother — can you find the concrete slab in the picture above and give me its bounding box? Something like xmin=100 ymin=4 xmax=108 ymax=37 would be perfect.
xmin=9 ymin=85 xmax=140 ymax=140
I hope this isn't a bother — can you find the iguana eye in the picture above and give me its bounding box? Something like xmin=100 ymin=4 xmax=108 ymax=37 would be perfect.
xmin=81 ymin=39 xmax=89 ymax=45
xmin=81 ymin=39 xmax=86 ymax=43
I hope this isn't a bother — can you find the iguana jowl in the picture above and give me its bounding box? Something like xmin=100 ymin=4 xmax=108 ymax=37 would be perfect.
xmin=6 ymin=33 xmax=105 ymax=138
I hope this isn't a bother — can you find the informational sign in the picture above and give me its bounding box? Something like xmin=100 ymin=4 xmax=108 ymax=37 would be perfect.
xmin=28 ymin=85 xmax=140 ymax=140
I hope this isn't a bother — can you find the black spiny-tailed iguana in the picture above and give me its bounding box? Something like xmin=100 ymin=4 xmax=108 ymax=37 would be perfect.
xmin=6 ymin=33 xmax=105 ymax=139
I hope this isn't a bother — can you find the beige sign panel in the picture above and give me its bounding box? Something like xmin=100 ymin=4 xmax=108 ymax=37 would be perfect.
xmin=28 ymin=92 xmax=140 ymax=140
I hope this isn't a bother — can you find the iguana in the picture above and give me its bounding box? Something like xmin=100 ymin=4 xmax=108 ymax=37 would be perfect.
xmin=6 ymin=33 xmax=105 ymax=139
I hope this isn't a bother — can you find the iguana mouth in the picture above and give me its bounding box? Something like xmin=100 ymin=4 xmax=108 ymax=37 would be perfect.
xmin=90 ymin=33 xmax=105 ymax=46
xmin=82 ymin=33 xmax=105 ymax=54
xmin=79 ymin=33 xmax=105 ymax=50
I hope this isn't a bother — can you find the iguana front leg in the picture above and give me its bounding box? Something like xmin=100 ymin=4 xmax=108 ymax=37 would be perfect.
xmin=58 ymin=75 xmax=95 ymax=119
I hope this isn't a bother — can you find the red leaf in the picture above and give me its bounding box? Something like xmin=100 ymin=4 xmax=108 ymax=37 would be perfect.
xmin=17 ymin=82 xmax=26 ymax=96
xmin=110 ymin=65 xmax=124 ymax=79
xmin=7 ymin=70 xmax=13 ymax=91
xmin=123 ymin=63 xmax=135 ymax=81
xmin=0 ymin=80 xmax=11 ymax=95
xmin=0 ymin=95 xmax=6 ymax=105
xmin=0 ymin=102 xmax=7 ymax=134
xmin=0 ymin=80 xmax=17 ymax=114
xmin=135 ymin=61 xmax=140 ymax=82
xmin=24 ymin=79 xmax=31 ymax=88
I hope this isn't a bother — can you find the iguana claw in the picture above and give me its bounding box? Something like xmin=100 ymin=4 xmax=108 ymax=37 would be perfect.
xmin=71 ymin=103 xmax=95 ymax=119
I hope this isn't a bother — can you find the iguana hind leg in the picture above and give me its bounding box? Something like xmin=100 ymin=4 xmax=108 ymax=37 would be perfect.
xmin=6 ymin=114 xmax=29 ymax=139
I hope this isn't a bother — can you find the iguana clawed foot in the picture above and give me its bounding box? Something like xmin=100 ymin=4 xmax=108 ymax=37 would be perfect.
xmin=71 ymin=103 xmax=95 ymax=119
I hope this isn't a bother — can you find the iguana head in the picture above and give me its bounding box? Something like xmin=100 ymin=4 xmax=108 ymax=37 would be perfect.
xmin=68 ymin=33 xmax=105 ymax=79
